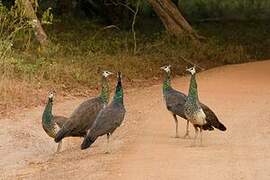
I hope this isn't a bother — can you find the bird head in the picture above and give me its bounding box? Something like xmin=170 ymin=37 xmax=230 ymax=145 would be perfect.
xmin=186 ymin=66 xmax=196 ymax=75
xmin=160 ymin=65 xmax=171 ymax=73
xmin=48 ymin=90 xmax=55 ymax=100
xmin=102 ymin=71 xmax=113 ymax=78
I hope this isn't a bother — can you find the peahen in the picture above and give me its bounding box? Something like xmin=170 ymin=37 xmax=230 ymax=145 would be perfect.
xmin=42 ymin=92 xmax=68 ymax=153
xmin=54 ymin=71 xmax=113 ymax=143
xmin=81 ymin=72 xmax=126 ymax=153
xmin=161 ymin=65 xmax=226 ymax=139
xmin=185 ymin=66 xmax=217 ymax=145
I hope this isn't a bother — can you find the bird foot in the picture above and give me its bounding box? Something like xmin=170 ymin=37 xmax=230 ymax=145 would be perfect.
xmin=190 ymin=140 xmax=197 ymax=147
xmin=175 ymin=135 xmax=180 ymax=138
xmin=105 ymin=151 xmax=110 ymax=154
xmin=188 ymin=144 xmax=197 ymax=148
xmin=183 ymin=133 xmax=191 ymax=139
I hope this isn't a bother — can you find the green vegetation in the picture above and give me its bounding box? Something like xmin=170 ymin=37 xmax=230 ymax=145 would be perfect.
xmin=7 ymin=19 xmax=269 ymax=85
xmin=0 ymin=0 xmax=269 ymax=114
xmin=179 ymin=0 xmax=270 ymax=21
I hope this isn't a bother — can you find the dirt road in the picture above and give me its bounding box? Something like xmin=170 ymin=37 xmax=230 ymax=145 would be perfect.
xmin=1 ymin=60 xmax=270 ymax=180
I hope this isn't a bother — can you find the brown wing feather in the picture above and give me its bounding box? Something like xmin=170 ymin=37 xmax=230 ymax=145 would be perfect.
xmin=201 ymin=103 xmax=226 ymax=131
xmin=55 ymin=97 xmax=104 ymax=142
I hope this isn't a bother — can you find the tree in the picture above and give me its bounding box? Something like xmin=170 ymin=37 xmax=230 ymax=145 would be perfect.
xmin=147 ymin=0 xmax=201 ymax=39
xmin=17 ymin=0 xmax=48 ymax=46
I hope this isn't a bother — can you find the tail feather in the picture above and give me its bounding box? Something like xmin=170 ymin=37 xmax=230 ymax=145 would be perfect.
xmin=217 ymin=122 xmax=227 ymax=131
xmin=81 ymin=136 xmax=96 ymax=150
xmin=55 ymin=127 xmax=70 ymax=143
xmin=201 ymin=104 xmax=227 ymax=132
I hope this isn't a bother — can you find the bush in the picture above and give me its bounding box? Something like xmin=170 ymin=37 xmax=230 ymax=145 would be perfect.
xmin=0 ymin=2 xmax=33 ymax=60
xmin=179 ymin=0 xmax=270 ymax=21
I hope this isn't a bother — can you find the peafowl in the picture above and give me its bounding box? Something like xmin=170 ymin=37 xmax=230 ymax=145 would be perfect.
xmin=54 ymin=71 xmax=113 ymax=143
xmin=42 ymin=92 xmax=68 ymax=153
xmin=81 ymin=72 xmax=126 ymax=153
xmin=161 ymin=65 xmax=226 ymax=139
xmin=184 ymin=66 xmax=207 ymax=145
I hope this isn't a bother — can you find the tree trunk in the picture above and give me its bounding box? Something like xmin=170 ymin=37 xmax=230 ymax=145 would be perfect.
xmin=17 ymin=0 xmax=48 ymax=46
xmin=147 ymin=0 xmax=201 ymax=39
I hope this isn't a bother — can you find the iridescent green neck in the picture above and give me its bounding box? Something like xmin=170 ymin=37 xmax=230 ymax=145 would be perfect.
xmin=113 ymin=78 xmax=123 ymax=104
xmin=188 ymin=74 xmax=198 ymax=100
xmin=42 ymin=98 xmax=53 ymax=125
xmin=163 ymin=72 xmax=171 ymax=92
xmin=99 ymin=76 xmax=110 ymax=104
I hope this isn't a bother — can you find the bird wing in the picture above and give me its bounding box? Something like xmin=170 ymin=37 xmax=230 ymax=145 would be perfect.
xmin=165 ymin=89 xmax=187 ymax=118
xmin=88 ymin=103 xmax=126 ymax=138
xmin=200 ymin=103 xmax=226 ymax=131
xmin=55 ymin=97 xmax=104 ymax=140
xmin=68 ymin=97 xmax=104 ymax=130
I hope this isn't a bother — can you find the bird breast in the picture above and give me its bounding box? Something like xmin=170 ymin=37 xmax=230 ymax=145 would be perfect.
xmin=193 ymin=108 xmax=206 ymax=125
xmin=185 ymin=107 xmax=206 ymax=126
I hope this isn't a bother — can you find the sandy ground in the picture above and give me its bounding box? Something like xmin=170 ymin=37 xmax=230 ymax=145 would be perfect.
xmin=1 ymin=60 xmax=270 ymax=180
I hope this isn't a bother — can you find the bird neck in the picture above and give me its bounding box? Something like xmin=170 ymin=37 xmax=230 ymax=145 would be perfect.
xmin=163 ymin=72 xmax=171 ymax=92
xmin=188 ymin=73 xmax=199 ymax=101
xmin=42 ymin=98 xmax=53 ymax=125
xmin=100 ymin=76 xmax=110 ymax=104
xmin=113 ymin=76 xmax=123 ymax=104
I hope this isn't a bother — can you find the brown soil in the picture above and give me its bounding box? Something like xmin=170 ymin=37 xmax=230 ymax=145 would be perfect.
xmin=1 ymin=60 xmax=270 ymax=180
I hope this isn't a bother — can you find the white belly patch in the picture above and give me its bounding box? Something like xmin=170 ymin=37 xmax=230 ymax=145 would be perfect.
xmin=191 ymin=108 xmax=206 ymax=125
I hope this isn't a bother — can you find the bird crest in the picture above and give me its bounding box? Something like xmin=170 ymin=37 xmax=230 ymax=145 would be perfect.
xmin=48 ymin=90 xmax=56 ymax=99
xmin=160 ymin=65 xmax=171 ymax=73
xmin=102 ymin=71 xmax=113 ymax=78
xmin=186 ymin=66 xmax=196 ymax=75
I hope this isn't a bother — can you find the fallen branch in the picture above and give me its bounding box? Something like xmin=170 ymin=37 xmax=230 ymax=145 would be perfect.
xmin=92 ymin=25 xmax=120 ymax=40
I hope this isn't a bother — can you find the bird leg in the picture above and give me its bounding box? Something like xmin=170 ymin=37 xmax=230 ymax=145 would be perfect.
xmin=172 ymin=114 xmax=179 ymax=138
xmin=193 ymin=125 xmax=199 ymax=146
xmin=183 ymin=120 xmax=191 ymax=139
xmin=105 ymin=133 xmax=110 ymax=154
xmin=56 ymin=141 xmax=62 ymax=153
xmin=200 ymin=126 xmax=203 ymax=146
